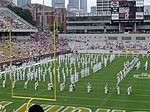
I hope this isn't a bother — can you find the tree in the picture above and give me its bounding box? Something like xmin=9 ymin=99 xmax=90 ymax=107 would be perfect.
xmin=7 ymin=5 xmax=37 ymax=26
xmin=58 ymin=22 xmax=64 ymax=32
xmin=49 ymin=22 xmax=64 ymax=33
xmin=49 ymin=23 xmax=55 ymax=31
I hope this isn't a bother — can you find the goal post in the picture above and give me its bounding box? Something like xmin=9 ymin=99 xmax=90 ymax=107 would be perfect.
xmin=8 ymin=21 xmax=57 ymax=111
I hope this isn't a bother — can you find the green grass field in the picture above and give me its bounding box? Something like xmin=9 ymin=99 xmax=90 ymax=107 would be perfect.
xmin=0 ymin=54 xmax=150 ymax=112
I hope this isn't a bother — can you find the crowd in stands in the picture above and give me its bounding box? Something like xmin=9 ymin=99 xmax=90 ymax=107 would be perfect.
xmin=99 ymin=41 xmax=149 ymax=51
xmin=0 ymin=16 xmax=7 ymax=29
xmin=0 ymin=15 xmax=34 ymax=30
xmin=25 ymin=31 xmax=70 ymax=56
xmin=68 ymin=40 xmax=150 ymax=51
xmin=0 ymin=8 xmax=36 ymax=31
xmin=0 ymin=31 xmax=71 ymax=63
xmin=0 ymin=51 xmax=8 ymax=61
xmin=67 ymin=31 xmax=150 ymax=34
xmin=0 ymin=31 xmax=150 ymax=63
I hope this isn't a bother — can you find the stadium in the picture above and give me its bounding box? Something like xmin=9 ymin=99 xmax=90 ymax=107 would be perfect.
xmin=0 ymin=0 xmax=150 ymax=112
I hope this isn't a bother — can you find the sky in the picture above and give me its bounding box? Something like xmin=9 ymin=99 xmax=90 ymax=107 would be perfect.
xmin=31 ymin=0 xmax=96 ymax=12
xmin=31 ymin=0 xmax=150 ymax=12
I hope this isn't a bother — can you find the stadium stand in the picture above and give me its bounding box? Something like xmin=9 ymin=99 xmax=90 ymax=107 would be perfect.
xmin=0 ymin=7 xmax=37 ymax=32
xmin=67 ymin=40 xmax=150 ymax=51
xmin=0 ymin=31 xmax=71 ymax=64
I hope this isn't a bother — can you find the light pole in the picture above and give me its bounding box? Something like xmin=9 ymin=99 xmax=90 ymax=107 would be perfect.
xmin=42 ymin=0 xmax=44 ymax=31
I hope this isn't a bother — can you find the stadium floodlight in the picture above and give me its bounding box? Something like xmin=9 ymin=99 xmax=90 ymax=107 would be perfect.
xmin=8 ymin=19 xmax=57 ymax=111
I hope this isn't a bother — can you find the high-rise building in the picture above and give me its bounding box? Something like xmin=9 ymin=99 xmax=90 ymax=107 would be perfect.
xmin=17 ymin=0 xmax=31 ymax=7
xmin=97 ymin=0 xmax=111 ymax=13
xmin=68 ymin=0 xmax=79 ymax=9
xmin=80 ymin=0 xmax=87 ymax=11
xmin=144 ymin=5 xmax=150 ymax=15
xmin=91 ymin=6 xmax=97 ymax=13
xmin=52 ymin=0 xmax=65 ymax=8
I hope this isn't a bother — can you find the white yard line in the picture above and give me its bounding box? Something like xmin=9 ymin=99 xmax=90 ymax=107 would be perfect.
xmin=15 ymin=103 xmax=26 ymax=112
xmin=0 ymin=101 xmax=12 ymax=106
xmin=1 ymin=98 xmax=150 ymax=111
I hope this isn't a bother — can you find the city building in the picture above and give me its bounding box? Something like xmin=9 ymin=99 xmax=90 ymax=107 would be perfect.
xmin=66 ymin=13 xmax=112 ymax=34
xmin=26 ymin=4 xmax=67 ymax=32
xmin=144 ymin=5 xmax=150 ymax=15
xmin=60 ymin=6 xmax=150 ymax=43
xmin=17 ymin=0 xmax=31 ymax=7
xmin=67 ymin=8 xmax=87 ymax=14
xmin=97 ymin=0 xmax=111 ymax=14
xmin=80 ymin=0 xmax=87 ymax=11
xmin=52 ymin=0 xmax=65 ymax=8
xmin=65 ymin=0 xmax=147 ymax=34
xmin=67 ymin=0 xmax=79 ymax=10
xmin=91 ymin=6 xmax=97 ymax=13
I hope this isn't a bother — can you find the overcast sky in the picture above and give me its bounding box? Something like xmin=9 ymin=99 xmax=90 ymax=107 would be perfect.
xmin=31 ymin=0 xmax=96 ymax=12
xmin=31 ymin=0 xmax=150 ymax=12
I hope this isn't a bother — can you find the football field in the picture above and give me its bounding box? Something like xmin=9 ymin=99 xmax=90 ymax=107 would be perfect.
xmin=0 ymin=54 xmax=150 ymax=112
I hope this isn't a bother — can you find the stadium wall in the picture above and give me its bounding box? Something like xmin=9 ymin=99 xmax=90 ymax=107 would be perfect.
xmin=77 ymin=49 xmax=149 ymax=54
xmin=59 ymin=33 xmax=150 ymax=42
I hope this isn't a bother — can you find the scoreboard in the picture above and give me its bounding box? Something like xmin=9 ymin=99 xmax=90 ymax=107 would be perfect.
xmin=111 ymin=0 xmax=144 ymax=22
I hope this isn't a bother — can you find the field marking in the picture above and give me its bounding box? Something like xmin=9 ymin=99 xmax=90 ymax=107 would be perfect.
xmin=2 ymin=101 xmax=12 ymax=107
xmin=0 ymin=55 xmax=149 ymax=111
xmin=74 ymin=107 xmax=92 ymax=112
xmin=15 ymin=103 xmax=34 ymax=112
xmin=62 ymin=106 xmax=92 ymax=112
xmin=55 ymin=106 xmax=64 ymax=112
xmin=40 ymin=104 xmax=51 ymax=110
xmin=57 ymin=95 xmax=150 ymax=103
xmin=132 ymin=111 xmax=149 ymax=112
xmin=45 ymin=105 xmax=64 ymax=112
xmin=119 ymin=84 xmax=150 ymax=87
xmin=15 ymin=103 xmax=26 ymax=112
xmin=51 ymin=102 xmax=150 ymax=112
xmin=111 ymin=109 xmax=126 ymax=112
xmin=1 ymin=80 xmax=150 ymax=107
xmin=95 ymin=108 xmax=110 ymax=112
xmin=1 ymin=89 xmax=150 ymax=102
xmin=12 ymin=91 xmax=150 ymax=103
xmin=1 ymin=98 xmax=150 ymax=111
xmin=0 ymin=101 xmax=12 ymax=106
xmin=100 ymin=88 xmax=116 ymax=107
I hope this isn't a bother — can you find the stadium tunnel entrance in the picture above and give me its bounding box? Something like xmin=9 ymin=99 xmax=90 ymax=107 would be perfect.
xmin=119 ymin=22 xmax=137 ymax=33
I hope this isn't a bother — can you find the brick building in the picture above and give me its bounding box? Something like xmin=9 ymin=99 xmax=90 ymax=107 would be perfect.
xmin=23 ymin=3 xmax=67 ymax=32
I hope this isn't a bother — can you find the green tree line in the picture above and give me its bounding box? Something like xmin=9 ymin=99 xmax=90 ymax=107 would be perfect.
xmin=7 ymin=5 xmax=37 ymax=26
